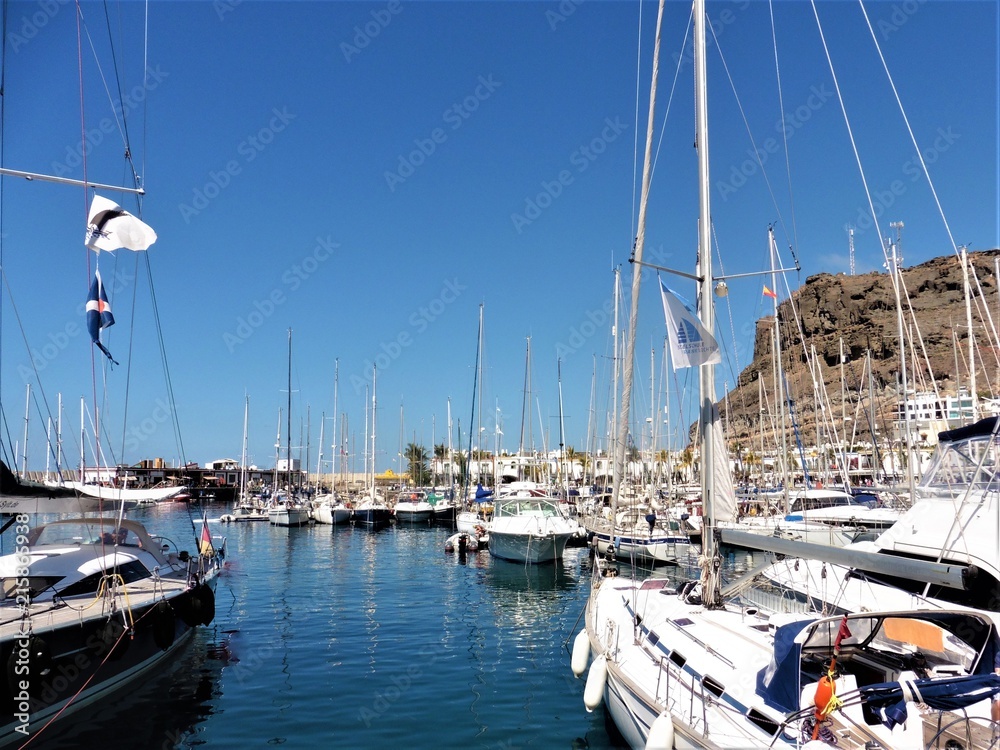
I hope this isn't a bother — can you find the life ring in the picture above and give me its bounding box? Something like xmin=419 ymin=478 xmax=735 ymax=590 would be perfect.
xmin=7 ymin=635 xmax=52 ymax=696
xmin=152 ymin=600 xmax=176 ymax=651
xmin=100 ymin=618 xmax=129 ymax=661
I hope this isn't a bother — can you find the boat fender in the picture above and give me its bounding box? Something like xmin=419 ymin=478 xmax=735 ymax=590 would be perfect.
xmin=178 ymin=584 xmax=213 ymax=628
xmin=195 ymin=584 xmax=216 ymax=626
xmin=570 ymin=629 xmax=590 ymax=678
xmin=152 ymin=600 xmax=176 ymax=651
xmin=7 ymin=636 xmax=52 ymax=696
xmin=583 ymin=654 xmax=607 ymax=712
xmin=644 ymin=710 xmax=674 ymax=750
xmin=100 ymin=618 xmax=129 ymax=661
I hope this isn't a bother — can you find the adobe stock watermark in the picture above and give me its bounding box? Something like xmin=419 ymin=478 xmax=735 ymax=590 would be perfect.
xmin=341 ymin=0 xmax=403 ymax=63
xmin=178 ymin=107 xmax=296 ymax=223
xmin=385 ymin=74 xmax=502 ymax=192
xmin=12 ymin=513 xmax=31 ymax=737
xmin=510 ymin=116 xmax=628 ymax=233
xmin=50 ymin=66 xmax=169 ymax=179
xmin=124 ymin=399 xmax=174 ymax=454
xmin=357 ymin=643 xmax=444 ymax=727
xmin=844 ymin=126 xmax=960 ymax=237
xmin=716 ymin=83 xmax=833 ymax=202
xmin=214 ymin=0 xmax=244 ymax=21
xmin=876 ymin=0 xmax=927 ymax=41
xmin=553 ymin=244 xmax=675 ymax=359
xmin=223 ymin=235 xmax=340 ymax=352
xmin=546 ymin=0 xmax=585 ymax=31
xmin=7 ymin=0 xmax=70 ymax=53
xmin=17 ymin=267 xmax=134 ymax=383
xmin=349 ymin=277 xmax=466 ymax=394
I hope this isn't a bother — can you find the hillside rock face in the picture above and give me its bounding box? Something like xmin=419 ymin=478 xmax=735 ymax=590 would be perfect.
xmin=721 ymin=249 xmax=1000 ymax=444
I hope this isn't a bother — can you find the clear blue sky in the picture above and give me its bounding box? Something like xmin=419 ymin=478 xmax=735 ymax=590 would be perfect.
xmin=2 ymin=0 xmax=997 ymax=475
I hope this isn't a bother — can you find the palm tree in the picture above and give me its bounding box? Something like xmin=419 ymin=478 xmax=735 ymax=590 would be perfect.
xmin=405 ymin=443 xmax=430 ymax=486
xmin=433 ymin=442 xmax=448 ymax=484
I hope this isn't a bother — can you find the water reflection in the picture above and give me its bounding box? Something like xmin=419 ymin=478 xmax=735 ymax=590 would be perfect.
xmin=27 ymin=628 xmax=231 ymax=749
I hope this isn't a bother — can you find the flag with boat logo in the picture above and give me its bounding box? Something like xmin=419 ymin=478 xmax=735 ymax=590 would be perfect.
xmin=85 ymin=194 xmax=157 ymax=252
xmin=659 ymin=278 xmax=720 ymax=370
xmin=86 ymin=270 xmax=118 ymax=365
xmin=200 ymin=514 xmax=214 ymax=556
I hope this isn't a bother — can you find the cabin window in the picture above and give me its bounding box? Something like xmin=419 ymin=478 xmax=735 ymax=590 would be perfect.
xmin=746 ymin=708 xmax=779 ymax=735
xmin=56 ymin=560 xmax=151 ymax=599
xmin=1 ymin=576 xmax=63 ymax=600
xmin=668 ymin=650 xmax=686 ymax=668
xmin=702 ymin=674 xmax=725 ymax=697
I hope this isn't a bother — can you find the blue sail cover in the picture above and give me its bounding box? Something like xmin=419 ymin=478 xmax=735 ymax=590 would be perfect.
xmin=756 ymin=619 xmax=816 ymax=713
xmin=859 ymin=673 xmax=1000 ymax=729
xmin=474 ymin=484 xmax=493 ymax=501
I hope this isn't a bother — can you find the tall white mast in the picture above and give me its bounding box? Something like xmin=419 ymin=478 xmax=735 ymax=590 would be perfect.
xmin=21 ymin=383 xmax=30 ymax=478
xmin=240 ymin=395 xmax=249 ymax=501
xmin=692 ymin=0 xmax=725 ymax=605
xmin=370 ymin=365 xmax=377 ymax=497
xmin=961 ymin=245 xmax=978 ymax=420
xmin=612 ymin=0 xmax=665 ymax=523
xmin=56 ymin=392 xmax=63 ymax=480
xmin=331 ymin=359 xmax=339 ymax=495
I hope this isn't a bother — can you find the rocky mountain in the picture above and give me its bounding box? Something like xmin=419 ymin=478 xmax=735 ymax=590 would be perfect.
xmin=719 ymin=248 xmax=1000 ymax=448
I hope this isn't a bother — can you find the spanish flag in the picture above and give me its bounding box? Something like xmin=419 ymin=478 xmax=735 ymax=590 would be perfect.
xmin=200 ymin=516 xmax=214 ymax=556
xmin=763 ymin=285 xmax=778 ymax=299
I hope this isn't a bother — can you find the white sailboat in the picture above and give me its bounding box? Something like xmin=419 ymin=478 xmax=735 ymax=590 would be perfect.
xmin=268 ymin=329 xmax=311 ymax=527
xmin=313 ymin=359 xmax=351 ymax=525
xmin=353 ymin=365 xmax=391 ymax=529
xmin=222 ymin=395 xmax=268 ymax=522
xmin=576 ymin=2 xmax=1000 ymax=747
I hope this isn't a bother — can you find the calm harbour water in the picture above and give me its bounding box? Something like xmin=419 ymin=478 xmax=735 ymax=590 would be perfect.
xmin=21 ymin=503 xmax=642 ymax=750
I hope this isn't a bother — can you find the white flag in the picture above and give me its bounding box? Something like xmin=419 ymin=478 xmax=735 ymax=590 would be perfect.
xmin=85 ymin=194 xmax=157 ymax=252
xmin=660 ymin=279 xmax=720 ymax=370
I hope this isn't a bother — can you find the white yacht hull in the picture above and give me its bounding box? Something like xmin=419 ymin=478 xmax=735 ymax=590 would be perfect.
xmin=268 ymin=508 xmax=311 ymax=526
xmin=488 ymin=529 xmax=572 ymax=564
xmin=312 ymin=504 xmax=351 ymax=525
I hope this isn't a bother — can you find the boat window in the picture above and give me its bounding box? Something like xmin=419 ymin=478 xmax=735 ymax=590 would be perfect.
xmin=870 ymin=616 xmax=977 ymax=671
xmin=1 ymin=576 xmax=63 ymax=600
xmin=746 ymin=708 xmax=780 ymax=736
xmin=56 ymin=560 xmax=151 ymax=599
xmin=668 ymin=650 xmax=686 ymax=668
xmin=702 ymin=674 xmax=725 ymax=697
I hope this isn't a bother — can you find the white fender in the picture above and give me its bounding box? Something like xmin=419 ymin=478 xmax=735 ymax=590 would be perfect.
xmin=583 ymin=654 xmax=607 ymax=712
xmin=570 ymin=629 xmax=590 ymax=678
xmin=645 ymin=710 xmax=674 ymax=749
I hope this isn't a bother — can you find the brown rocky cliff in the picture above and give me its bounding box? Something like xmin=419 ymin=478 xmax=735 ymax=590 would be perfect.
xmin=721 ymin=248 xmax=1000 ymax=446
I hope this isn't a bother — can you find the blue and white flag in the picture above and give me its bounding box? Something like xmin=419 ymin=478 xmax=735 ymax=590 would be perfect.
xmin=659 ymin=278 xmax=720 ymax=370
xmin=87 ymin=270 xmax=118 ymax=365
xmin=85 ymin=194 xmax=157 ymax=253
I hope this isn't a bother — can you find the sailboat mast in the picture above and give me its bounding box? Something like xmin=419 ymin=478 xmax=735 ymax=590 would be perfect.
xmin=612 ymin=0 xmax=665 ymax=517
xmin=769 ymin=228 xmax=790 ymax=511
xmin=692 ymin=0 xmax=722 ymax=603
xmin=287 ymin=328 xmax=293 ymax=493
xmin=371 ymin=365 xmax=377 ymax=496
xmin=21 ymin=384 xmax=30 ymax=478
xmin=332 ymin=359 xmax=339 ymax=495
xmin=240 ymin=395 xmax=249 ymax=501
xmin=558 ymin=359 xmax=567 ymax=497
xmin=79 ymin=397 xmax=85 ymax=482
xmin=56 ymin=392 xmax=63 ymax=480
xmin=447 ymin=397 xmax=454 ymax=491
